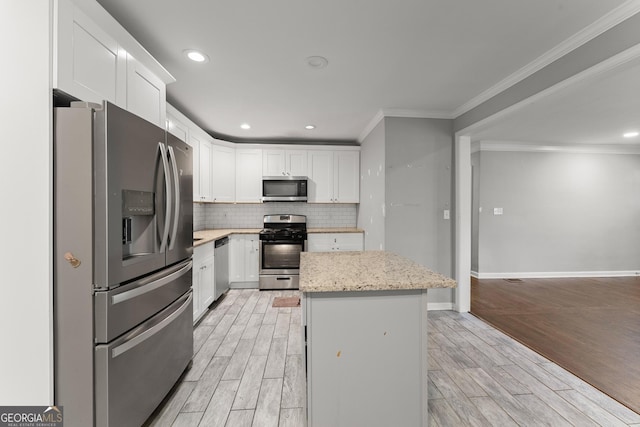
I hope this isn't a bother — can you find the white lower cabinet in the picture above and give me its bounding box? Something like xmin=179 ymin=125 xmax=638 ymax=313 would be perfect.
xmin=230 ymin=234 xmax=259 ymax=284
xmin=307 ymin=233 xmax=364 ymax=252
xmin=193 ymin=243 xmax=215 ymax=323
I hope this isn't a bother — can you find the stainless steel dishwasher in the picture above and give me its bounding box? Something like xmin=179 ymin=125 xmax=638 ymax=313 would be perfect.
xmin=214 ymin=237 xmax=230 ymax=300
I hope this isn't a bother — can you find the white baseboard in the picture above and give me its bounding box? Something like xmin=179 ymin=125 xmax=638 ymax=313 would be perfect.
xmin=474 ymin=270 xmax=640 ymax=279
xmin=427 ymin=302 xmax=455 ymax=311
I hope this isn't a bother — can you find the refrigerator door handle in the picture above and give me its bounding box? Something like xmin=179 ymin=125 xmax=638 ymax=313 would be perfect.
xmin=111 ymin=259 xmax=192 ymax=305
xmin=111 ymin=292 xmax=192 ymax=358
xmin=158 ymin=142 xmax=172 ymax=253
xmin=167 ymin=145 xmax=180 ymax=250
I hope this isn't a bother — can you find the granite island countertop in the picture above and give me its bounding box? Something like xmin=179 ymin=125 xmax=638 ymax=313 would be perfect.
xmin=300 ymin=250 xmax=457 ymax=292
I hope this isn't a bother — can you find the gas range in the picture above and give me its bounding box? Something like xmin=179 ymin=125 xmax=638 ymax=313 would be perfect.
xmin=258 ymin=214 xmax=307 ymax=290
xmin=259 ymin=214 xmax=307 ymax=241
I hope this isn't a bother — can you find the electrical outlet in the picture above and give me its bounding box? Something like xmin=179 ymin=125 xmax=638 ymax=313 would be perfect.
xmin=493 ymin=207 xmax=503 ymax=215
xmin=443 ymin=209 xmax=450 ymax=220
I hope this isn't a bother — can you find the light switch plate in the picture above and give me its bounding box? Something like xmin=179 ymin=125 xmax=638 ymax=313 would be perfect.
xmin=494 ymin=207 xmax=504 ymax=215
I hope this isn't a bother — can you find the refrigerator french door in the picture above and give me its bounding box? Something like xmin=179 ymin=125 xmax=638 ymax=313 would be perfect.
xmin=54 ymin=101 xmax=193 ymax=427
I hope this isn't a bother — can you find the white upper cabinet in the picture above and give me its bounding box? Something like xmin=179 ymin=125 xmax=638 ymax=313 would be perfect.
xmin=54 ymin=0 xmax=172 ymax=126
xmin=198 ymin=139 xmax=213 ymax=202
xmin=333 ymin=151 xmax=360 ymax=203
xmin=308 ymin=151 xmax=334 ymax=202
xmin=166 ymin=113 xmax=189 ymax=142
xmin=262 ymin=150 xmax=286 ymax=176
xmin=126 ymin=53 xmax=166 ymax=127
xmin=308 ymin=150 xmax=359 ymax=203
xmin=236 ymin=149 xmax=263 ymax=203
xmin=262 ymin=149 xmax=308 ymax=176
xmin=212 ymin=144 xmax=236 ymax=202
xmin=287 ymin=150 xmax=308 ymax=176
xmin=55 ymin=0 xmax=126 ymax=106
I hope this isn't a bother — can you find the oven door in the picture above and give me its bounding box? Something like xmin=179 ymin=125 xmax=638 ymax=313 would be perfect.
xmin=259 ymin=239 xmax=305 ymax=275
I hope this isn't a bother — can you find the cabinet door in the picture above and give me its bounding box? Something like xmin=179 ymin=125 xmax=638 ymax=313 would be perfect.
xmin=335 ymin=233 xmax=364 ymax=251
xmin=236 ymin=149 xmax=263 ymax=203
xmin=192 ymin=262 xmax=202 ymax=322
xmin=55 ymin=0 xmax=126 ymax=106
xmin=166 ymin=113 xmax=188 ymax=142
xmin=126 ymin=53 xmax=166 ymax=127
xmin=286 ymin=150 xmax=308 ymax=176
xmin=212 ymin=145 xmax=236 ymax=202
xmin=308 ymin=151 xmax=334 ymax=203
xmin=307 ymin=234 xmax=334 ymax=252
xmin=200 ymin=257 xmax=215 ymax=309
xmin=262 ymin=149 xmax=285 ymax=176
xmin=186 ymin=135 xmax=201 ymax=201
xmin=334 ymin=151 xmax=360 ymax=203
xmin=245 ymin=235 xmax=260 ymax=281
xmin=229 ymin=235 xmax=245 ymax=282
xmin=199 ymin=140 xmax=213 ymax=202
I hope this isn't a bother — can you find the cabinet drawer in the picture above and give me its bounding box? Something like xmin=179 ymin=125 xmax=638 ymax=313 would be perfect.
xmin=194 ymin=241 xmax=215 ymax=260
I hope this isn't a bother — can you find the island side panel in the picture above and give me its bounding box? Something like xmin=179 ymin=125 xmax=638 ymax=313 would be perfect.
xmin=305 ymin=290 xmax=428 ymax=427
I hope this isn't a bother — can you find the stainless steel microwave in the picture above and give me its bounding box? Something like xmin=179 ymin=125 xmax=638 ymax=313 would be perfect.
xmin=262 ymin=176 xmax=308 ymax=202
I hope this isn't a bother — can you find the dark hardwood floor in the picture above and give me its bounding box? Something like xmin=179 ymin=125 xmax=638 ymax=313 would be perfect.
xmin=471 ymin=276 xmax=640 ymax=415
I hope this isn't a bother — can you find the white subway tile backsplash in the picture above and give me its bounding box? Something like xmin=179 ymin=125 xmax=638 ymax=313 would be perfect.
xmin=193 ymin=202 xmax=357 ymax=230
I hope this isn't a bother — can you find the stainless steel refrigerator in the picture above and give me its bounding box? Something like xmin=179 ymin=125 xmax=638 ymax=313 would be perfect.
xmin=54 ymin=101 xmax=194 ymax=427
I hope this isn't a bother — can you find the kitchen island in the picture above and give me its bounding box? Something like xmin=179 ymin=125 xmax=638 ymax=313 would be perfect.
xmin=300 ymin=251 xmax=456 ymax=427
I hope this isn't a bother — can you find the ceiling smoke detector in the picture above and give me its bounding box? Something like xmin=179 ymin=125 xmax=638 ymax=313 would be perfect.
xmin=306 ymin=56 xmax=328 ymax=69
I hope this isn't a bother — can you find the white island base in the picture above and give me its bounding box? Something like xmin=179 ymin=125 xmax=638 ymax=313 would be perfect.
xmin=303 ymin=289 xmax=429 ymax=427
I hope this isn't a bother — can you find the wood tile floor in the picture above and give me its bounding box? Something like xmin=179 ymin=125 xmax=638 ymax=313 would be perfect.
xmin=145 ymin=289 xmax=640 ymax=426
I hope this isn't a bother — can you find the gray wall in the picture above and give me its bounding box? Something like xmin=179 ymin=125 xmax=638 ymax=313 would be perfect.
xmin=359 ymin=117 xmax=455 ymax=306
xmin=475 ymin=150 xmax=640 ymax=275
xmin=357 ymin=119 xmax=386 ymax=250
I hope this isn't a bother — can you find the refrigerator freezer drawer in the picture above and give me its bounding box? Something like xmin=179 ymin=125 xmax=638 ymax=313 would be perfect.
xmin=95 ymin=259 xmax=192 ymax=343
xmin=94 ymin=291 xmax=193 ymax=427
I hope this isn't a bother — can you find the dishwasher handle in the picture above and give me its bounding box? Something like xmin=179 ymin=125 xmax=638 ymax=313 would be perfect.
xmin=215 ymin=237 xmax=229 ymax=248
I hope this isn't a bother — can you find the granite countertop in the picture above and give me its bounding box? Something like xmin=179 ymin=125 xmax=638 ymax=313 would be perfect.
xmin=300 ymin=251 xmax=457 ymax=292
xmin=193 ymin=227 xmax=364 ymax=247
xmin=193 ymin=229 xmax=261 ymax=247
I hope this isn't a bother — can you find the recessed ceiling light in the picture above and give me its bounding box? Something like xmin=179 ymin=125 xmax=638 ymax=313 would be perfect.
xmin=305 ymin=125 xmax=316 ymax=130
xmin=183 ymin=49 xmax=209 ymax=63
xmin=623 ymin=131 xmax=639 ymax=138
xmin=240 ymin=123 xmax=251 ymax=130
xmin=306 ymin=56 xmax=328 ymax=69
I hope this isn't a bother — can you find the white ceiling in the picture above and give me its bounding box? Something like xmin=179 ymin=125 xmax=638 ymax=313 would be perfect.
xmin=95 ymin=0 xmax=636 ymax=143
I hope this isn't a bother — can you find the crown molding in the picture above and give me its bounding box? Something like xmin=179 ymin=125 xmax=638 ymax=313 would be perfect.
xmin=451 ymin=0 xmax=640 ymax=118
xmin=478 ymin=140 xmax=640 ymax=155
xmin=358 ymin=110 xmax=385 ymax=143
xmin=358 ymin=108 xmax=456 ymax=143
